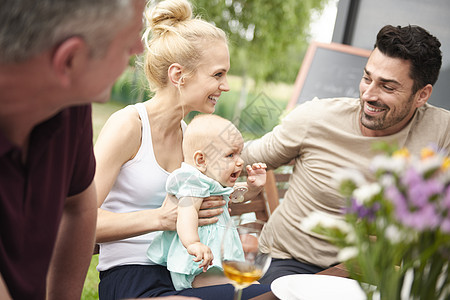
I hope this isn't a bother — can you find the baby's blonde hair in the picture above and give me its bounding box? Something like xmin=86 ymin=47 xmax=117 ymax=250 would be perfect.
xmin=142 ymin=0 xmax=227 ymax=91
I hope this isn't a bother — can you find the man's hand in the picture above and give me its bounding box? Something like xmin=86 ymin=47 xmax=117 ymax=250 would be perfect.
xmin=187 ymin=242 xmax=214 ymax=272
xmin=198 ymin=196 xmax=226 ymax=226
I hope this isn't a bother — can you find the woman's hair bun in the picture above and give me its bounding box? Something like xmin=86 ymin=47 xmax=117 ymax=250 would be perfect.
xmin=149 ymin=0 xmax=192 ymax=32
xmin=142 ymin=0 xmax=227 ymax=91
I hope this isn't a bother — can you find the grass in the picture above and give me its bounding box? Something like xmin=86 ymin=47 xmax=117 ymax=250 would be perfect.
xmin=81 ymin=75 xmax=293 ymax=299
xmin=82 ymin=255 xmax=100 ymax=300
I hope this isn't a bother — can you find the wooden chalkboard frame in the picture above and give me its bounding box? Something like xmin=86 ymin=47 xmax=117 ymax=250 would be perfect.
xmin=287 ymin=41 xmax=372 ymax=110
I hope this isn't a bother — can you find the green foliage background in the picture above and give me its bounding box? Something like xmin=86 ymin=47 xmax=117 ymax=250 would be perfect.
xmin=192 ymin=0 xmax=328 ymax=83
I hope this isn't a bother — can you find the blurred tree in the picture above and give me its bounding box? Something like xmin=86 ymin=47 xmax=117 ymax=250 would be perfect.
xmin=192 ymin=0 xmax=328 ymax=84
xmin=191 ymin=0 xmax=328 ymax=122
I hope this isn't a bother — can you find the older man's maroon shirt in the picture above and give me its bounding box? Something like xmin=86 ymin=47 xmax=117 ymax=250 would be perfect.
xmin=0 ymin=105 xmax=96 ymax=299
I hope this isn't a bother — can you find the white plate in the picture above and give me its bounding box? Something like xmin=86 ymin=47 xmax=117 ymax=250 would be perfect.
xmin=271 ymin=274 xmax=367 ymax=300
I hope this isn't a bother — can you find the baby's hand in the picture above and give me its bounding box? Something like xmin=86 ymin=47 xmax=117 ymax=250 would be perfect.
xmin=187 ymin=242 xmax=214 ymax=272
xmin=246 ymin=163 xmax=267 ymax=188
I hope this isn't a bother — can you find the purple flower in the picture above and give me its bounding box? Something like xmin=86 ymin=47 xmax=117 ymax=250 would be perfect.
xmin=402 ymin=167 xmax=444 ymax=207
xmin=441 ymin=218 xmax=450 ymax=233
xmin=385 ymin=185 xmax=407 ymax=213
xmin=402 ymin=167 xmax=422 ymax=188
xmin=401 ymin=204 xmax=439 ymax=231
xmin=443 ymin=186 xmax=450 ymax=210
xmin=440 ymin=186 xmax=450 ymax=233
xmin=346 ymin=197 xmax=380 ymax=221
xmin=408 ymin=179 xmax=444 ymax=207
xmin=385 ymin=185 xmax=440 ymax=231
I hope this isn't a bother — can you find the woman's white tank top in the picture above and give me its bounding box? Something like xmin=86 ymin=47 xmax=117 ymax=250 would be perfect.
xmin=97 ymin=102 xmax=185 ymax=271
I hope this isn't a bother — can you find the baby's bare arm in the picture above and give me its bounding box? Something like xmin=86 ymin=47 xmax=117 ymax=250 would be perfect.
xmin=177 ymin=197 xmax=214 ymax=271
xmin=177 ymin=197 xmax=204 ymax=249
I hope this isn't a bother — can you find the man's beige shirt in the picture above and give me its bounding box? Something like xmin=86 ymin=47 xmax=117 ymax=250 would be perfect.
xmin=242 ymin=97 xmax=450 ymax=268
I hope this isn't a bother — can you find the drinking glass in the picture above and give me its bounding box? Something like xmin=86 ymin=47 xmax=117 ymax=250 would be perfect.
xmin=220 ymin=217 xmax=271 ymax=300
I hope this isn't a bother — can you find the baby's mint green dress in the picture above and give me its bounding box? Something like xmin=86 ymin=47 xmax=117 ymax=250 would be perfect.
xmin=147 ymin=163 xmax=244 ymax=290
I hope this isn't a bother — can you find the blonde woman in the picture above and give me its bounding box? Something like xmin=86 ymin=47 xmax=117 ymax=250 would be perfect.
xmin=94 ymin=0 xmax=271 ymax=299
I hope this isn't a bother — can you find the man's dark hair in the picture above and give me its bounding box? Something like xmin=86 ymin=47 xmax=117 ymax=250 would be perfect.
xmin=375 ymin=25 xmax=442 ymax=94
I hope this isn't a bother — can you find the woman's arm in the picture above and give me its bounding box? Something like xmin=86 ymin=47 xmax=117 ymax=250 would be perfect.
xmin=96 ymin=197 xmax=178 ymax=243
xmin=96 ymin=195 xmax=226 ymax=243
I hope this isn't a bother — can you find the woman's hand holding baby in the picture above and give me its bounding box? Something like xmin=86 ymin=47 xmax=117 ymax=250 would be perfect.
xmin=198 ymin=196 xmax=227 ymax=226
xmin=159 ymin=195 xmax=226 ymax=231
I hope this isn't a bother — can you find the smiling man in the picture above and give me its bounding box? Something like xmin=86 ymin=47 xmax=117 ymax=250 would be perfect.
xmin=242 ymin=24 xmax=450 ymax=284
xmin=0 ymin=1 xmax=145 ymax=299
xmin=359 ymin=26 xmax=440 ymax=137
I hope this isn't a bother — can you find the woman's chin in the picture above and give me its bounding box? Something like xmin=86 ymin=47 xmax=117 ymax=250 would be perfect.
xmin=204 ymin=102 xmax=217 ymax=114
xmin=195 ymin=106 xmax=215 ymax=114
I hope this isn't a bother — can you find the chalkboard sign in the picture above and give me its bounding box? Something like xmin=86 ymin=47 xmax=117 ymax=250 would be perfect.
xmin=287 ymin=42 xmax=372 ymax=110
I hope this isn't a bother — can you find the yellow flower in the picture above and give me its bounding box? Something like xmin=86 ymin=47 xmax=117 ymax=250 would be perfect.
xmin=393 ymin=148 xmax=410 ymax=158
xmin=420 ymin=147 xmax=436 ymax=160
xmin=442 ymin=156 xmax=450 ymax=171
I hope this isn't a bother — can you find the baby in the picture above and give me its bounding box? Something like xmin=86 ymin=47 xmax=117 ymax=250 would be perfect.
xmin=147 ymin=114 xmax=266 ymax=290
